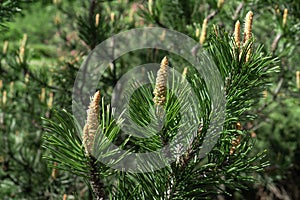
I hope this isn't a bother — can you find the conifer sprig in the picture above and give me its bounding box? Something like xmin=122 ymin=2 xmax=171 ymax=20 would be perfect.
xmin=83 ymin=90 xmax=101 ymax=155
xmin=282 ymin=8 xmax=288 ymax=27
xmin=82 ymin=91 xmax=105 ymax=199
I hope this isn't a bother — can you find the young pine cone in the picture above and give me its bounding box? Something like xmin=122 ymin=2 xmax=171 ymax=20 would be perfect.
xmin=153 ymin=56 xmax=168 ymax=106
xmin=82 ymin=91 xmax=101 ymax=155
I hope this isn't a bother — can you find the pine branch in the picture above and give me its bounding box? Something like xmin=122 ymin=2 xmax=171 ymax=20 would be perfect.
xmin=271 ymin=33 xmax=282 ymax=53
xmin=0 ymin=0 xmax=32 ymax=29
xmin=88 ymin=0 xmax=98 ymax=49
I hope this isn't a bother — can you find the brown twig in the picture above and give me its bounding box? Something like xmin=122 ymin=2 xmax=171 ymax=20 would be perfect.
xmin=271 ymin=33 xmax=282 ymax=53
xmin=206 ymin=10 xmax=219 ymax=21
xmin=248 ymin=77 xmax=284 ymax=132
xmin=89 ymin=156 xmax=105 ymax=200
xmin=232 ymin=2 xmax=243 ymax=21
xmin=257 ymin=77 xmax=283 ymax=114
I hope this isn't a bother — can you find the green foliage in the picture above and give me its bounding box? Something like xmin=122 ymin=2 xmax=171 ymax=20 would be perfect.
xmin=1 ymin=1 xmax=56 ymax=43
xmin=43 ymin=110 xmax=87 ymax=177
xmin=0 ymin=0 xmax=34 ymax=29
xmin=43 ymin=30 xmax=277 ymax=199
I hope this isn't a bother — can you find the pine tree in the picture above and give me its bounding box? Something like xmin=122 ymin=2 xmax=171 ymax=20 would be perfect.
xmin=43 ymin=8 xmax=278 ymax=198
xmin=1 ymin=0 xmax=299 ymax=199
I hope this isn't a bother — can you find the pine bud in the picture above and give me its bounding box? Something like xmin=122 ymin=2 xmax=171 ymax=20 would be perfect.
xmin=95 ymin=13 xmax=100 ymax=27
xmin=47 ymin=92 xmax=54 ymax=109
xmin=110 ymin=12 xmax=115 ymax=22
xmin=18 ymin=34 xmax=27 ymax=64
xmin=2 ymin=41 xmax=8 ymax=55
xmin=282 ymin=8 xmax=288 ymax=27
xmin=148 ymin=0 xmax=153 ymax=15
xmin=195 ymin=28 xmax=200 ymax=38
xmin=234 ymin=20 xmax=241 ymax=50
xmin=230 ymin=135 xmax=241 ymax=155
xmin=243 ymin=11 xmax=253 ymax=43
xmin=83 ymin=91 xmax=101 ymax=155
xmin=3 ymin=90 xmax=7 ymax=105
xmin=236 ymin=122 xmax=242 ymax=130
xmin=296 ymin=71 xmax=300 ymax=89
xmin=243 ymin=11 xmax=253 ymax=62
xmin=153 ymin=57 xmax=168 ymax=106
xmin=40 ymin=88 xmax=46 ymax=102
xmin=200 ymin=18 xmax=208 ymax=45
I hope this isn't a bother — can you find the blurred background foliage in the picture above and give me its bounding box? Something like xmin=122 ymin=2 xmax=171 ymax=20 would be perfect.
xmin=0 ymin=0 xmax=299 ymax=199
